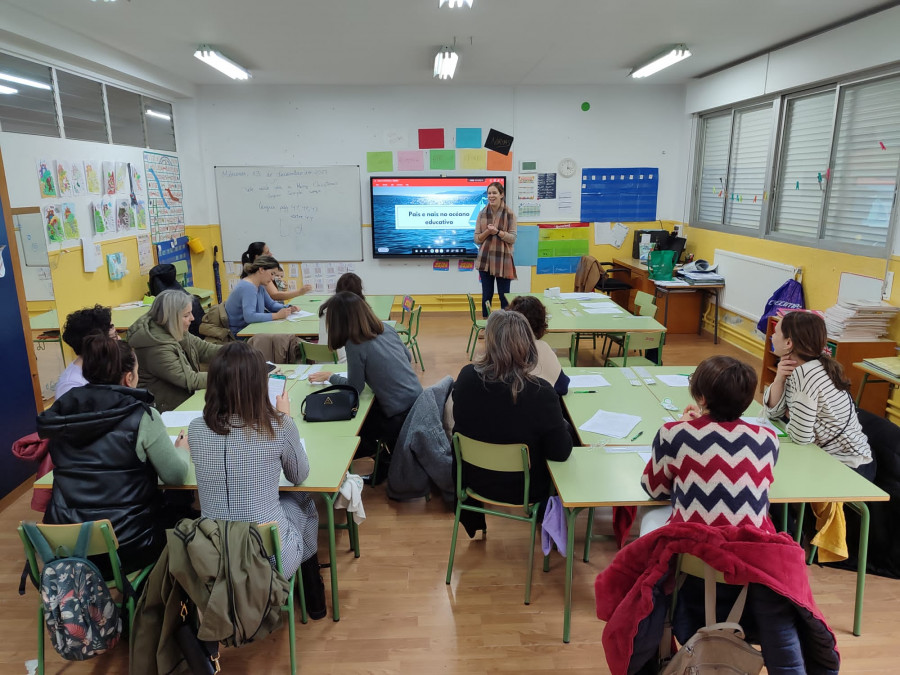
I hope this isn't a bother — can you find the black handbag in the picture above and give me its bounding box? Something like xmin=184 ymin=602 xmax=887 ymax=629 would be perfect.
xmin=175 ymin=597 xmax=221 ymax=674
xmin=300 ymin=384 xmax=359 ymax=422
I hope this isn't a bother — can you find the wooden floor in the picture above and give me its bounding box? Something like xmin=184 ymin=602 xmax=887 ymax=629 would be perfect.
xmin=2 ymin=312 xmax=898 ymax=674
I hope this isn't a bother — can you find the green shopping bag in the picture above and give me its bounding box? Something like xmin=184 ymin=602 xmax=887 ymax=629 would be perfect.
xmin=648 ymin=249 xmax=676 ymax=280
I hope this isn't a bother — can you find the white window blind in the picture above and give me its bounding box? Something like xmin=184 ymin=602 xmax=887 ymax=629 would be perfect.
xmin=724 ymin=105 xmax=773 ymax=229
xmin=106 ymin=85 xmax=145 ymax=147
xmin=772 ymin=91 xmax=835 ymax=239
xmin=143 ymin=97 xmax=176 ymax=151
xmin=824 ymin=76 xmax=900 ymax=248
xmin=0 ymin=53 xmax=58 ymax=137
xmin=57 ymin=70 xmax=108 ymax=143
xmin=696 ymin=114 xmax=731 ymax=224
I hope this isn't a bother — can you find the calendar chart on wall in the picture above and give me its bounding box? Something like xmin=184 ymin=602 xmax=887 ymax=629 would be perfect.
xmin=143 ymin=152 xmax=185 ymax=243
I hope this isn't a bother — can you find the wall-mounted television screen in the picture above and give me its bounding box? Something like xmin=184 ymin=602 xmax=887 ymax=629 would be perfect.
xmin=370 ymin=176 xmax=506 ymax=258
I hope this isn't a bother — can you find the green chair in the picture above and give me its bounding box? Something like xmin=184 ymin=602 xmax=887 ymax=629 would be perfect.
xmin=173 ymin=259 xmax=189 ymax=286
xmin=298 ymin=339 xmax=338 ymax=364
xmin=403 ymin=305 xmax=424 ymax=371
xmin=542 ymin=332 xmax=577 ymax=367
xmin=602 ymin=297 xmax=659 ymax=361
xmin=394 ymin=295 xmax=416 ymax=340
xmin=254 ymin=522 xmax=301 ymax=675
xmin=605 ymin=331 xmax=665 ymax=367
xmin=465 ymin=294 xmax=488 ymax=360
xmin=446 ymin=433 xmax=540 ymax=605
xmin=18 ymin=520 xmax=155 ymax=675
xmin=633 ymin=290 xmax=656 ymax=312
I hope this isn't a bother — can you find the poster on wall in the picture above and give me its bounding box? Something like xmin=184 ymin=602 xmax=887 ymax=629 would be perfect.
xmin=137 ymin=234 xmax=154 ymax=275
xmin=84 ymin=160 xmax=102 ymax=194
xmin=37 ymin=160 xmax=57 ymax=198
xmin=143 ymin=151 xmax=185 ymax=244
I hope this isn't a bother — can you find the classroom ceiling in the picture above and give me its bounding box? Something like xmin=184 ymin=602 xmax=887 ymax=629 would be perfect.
xmin=2 ymin=0 xmax=898 ymax=89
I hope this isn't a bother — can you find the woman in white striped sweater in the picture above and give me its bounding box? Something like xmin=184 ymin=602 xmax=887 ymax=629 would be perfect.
xmin=764 ymin=311 xmax=875 ymax=480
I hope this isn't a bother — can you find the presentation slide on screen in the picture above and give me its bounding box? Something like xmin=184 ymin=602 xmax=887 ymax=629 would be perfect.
xmin=370 ymin=176 xmax=504 ymax=257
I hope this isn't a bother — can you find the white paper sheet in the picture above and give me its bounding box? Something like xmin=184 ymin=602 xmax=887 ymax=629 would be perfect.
xmin=594 ymin=221 xmax=615 ymax=245
xmin=740 ymin=416 xmax=787 ymax=437
xmin=161 ymin=410 xmax=203 ymax=427
xmin=656 ymin=374 xmax=691 ymax=387
xmin=605 ymin=445 xmax=652 ymax=454
xmin=268 ymin=375 xmax=286 ymax=406
xmin=582 ymin=306 xmax=623 ymax=314
xmin=568 ymin=374 xmax=611 ymax=388
xmin=558 ymin=293 xmax=598 ymax=300
xmin=638 ymin=452 xmax=652 ymax=463
xmin=620 ymin=368 xmax=641 ymax=386
xmin=285 ymin=310 xmax=315 ymax=320
xmin=578 ymin=409 xmax=642 ymax=438
xmin=298 ymin=364 xmax=322 ymax=381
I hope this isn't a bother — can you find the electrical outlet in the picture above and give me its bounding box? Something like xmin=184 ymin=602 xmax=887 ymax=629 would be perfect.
xmin=882 ymin=271 xmax=894 ymax=300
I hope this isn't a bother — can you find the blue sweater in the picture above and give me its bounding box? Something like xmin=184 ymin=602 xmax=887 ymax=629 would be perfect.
xmin=224 ymin=280 xmax=286 ymax=334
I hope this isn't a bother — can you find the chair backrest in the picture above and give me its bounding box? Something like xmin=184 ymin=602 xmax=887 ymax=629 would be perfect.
xmin=622 ymin=331 xmax=665 ymax=364
xmin=466 ymin=294 xmax=478 ymax=321
xmin=637 ymin=302 xmax=658 ymax=318
xmin=407 ymin=306 xmax=422 ymax=340
xmin=574 ymin=255 xmax=602 ymax=292
xmin=452 ymin=433 xmax=531 ymax=505
xmin=299 ymin=339 xmax=338 ymax=364
xmin=173 ymin=260 xmax=189 ymax=285
xmin=634 ymin=290 xmax=655 ymax=309
xmin=483 ymin=300 xmax=492 ymax=317
xmin=253 ymin=522 xmax=284 ymax=572
xmin=25 ymin=519 xmax=120 ymax=556
xmin=402 ymin=295 xmax=415 ymax=313
xmin=542 ymin=332 xmax=575 ymax=367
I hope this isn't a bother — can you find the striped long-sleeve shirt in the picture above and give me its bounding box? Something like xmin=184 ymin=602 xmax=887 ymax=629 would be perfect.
xmin=764 ymin=358 xmax=872 ymax=468
xmin=641 ymin=416 xmax=779 ymax=532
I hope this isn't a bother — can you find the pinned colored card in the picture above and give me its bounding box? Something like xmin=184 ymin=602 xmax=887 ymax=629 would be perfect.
xmin=514 ymin=225 xmax=539 ymax=267
xmin=433 ymin=259 xmax=449 ymax=271
xmin=418 ymin=128 xmax=445 ymax=149
xmin=43 ymin=204 xmax=64 ymax=243
xmin=56 ymin=161 xmax=74 ymax=197
xmin=115 ymin=162 xmax=128 ymax=194
xmin=456 ymin=127 xmax=482 ymax=149
xmin=37 ymin=160 xmax=57 ymax=198
xmin=429 ymin=149 xmax=455 ymax=170
xmin=107 ymin=252 xmax=127 ymax=281
xmin=458 ymin=259 xmax=475 ymax=271
xmin=130 ymin=163 xmax=145 ymax=194
xmin=116 ymin=198 xmax=132 ymax=231
xmin=397 ymin=150 xmax=424 ymax=171
xmin=366 ymin=151 xmax=393 ymax=173
xmin=100 ymin=197 xmax=115 ymax=233
xmin=487 ymin=150 xmax=513 ymax=171
xmin=70 ymin=161 xmax=87 ymax=196
xmin=102 ymin=162 xmax=116 ymax=195
xmin=84 ymin=160 xmax=101 ymax=194
xmin=536 ymin=256 xmax=581 ymax=274
xmin=91 ymin=203 xmax=106 ymax=235
xmin=60 ymin=202 xmax=80 ymax=239
xmin=459 ymin=149 xmax=486 ymax=170
xmin=484 ymin=128 xmax=514 ymax=155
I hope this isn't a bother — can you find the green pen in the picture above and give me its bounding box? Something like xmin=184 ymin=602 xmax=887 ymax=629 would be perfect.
xmin=573 ymin=390 xmax=597 ymax=394
xmin=630 ymin=431 xmax=644 ymax=441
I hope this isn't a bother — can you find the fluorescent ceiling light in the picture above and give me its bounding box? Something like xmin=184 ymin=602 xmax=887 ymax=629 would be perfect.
xmin=0 ymin=72 xmax=51 ymax=90
xmin=630 ymin=45 xmax=691 ymax=79
xmin=146 ymin=108 xmax=171 ymax=120
xmin=193 ymin=46 xmax=251 ymax=80
xmin=0 ymin=84 xmax=18 ymax=95
xmin=433 ymin=48 xmax=459 ymax=80
xmin=439 ymin=0 xmax=473 ymax=7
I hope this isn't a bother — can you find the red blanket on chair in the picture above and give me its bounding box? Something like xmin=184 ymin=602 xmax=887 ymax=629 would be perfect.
xmin=12 ymin=433 xmax=52 ymax=512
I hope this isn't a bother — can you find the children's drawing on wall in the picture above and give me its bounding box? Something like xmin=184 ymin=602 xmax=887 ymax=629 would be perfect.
xmin=91 ymin=203 xmax=106 ymax=235
xmin=116 ymin=198 xmax=132 ymax=231
xmin=134 ymin=199 xmax=148 ymax=230
xmin=115 ymin=162 xmax=128 ymax=195
xmin=56 ymin=161 xmax=73 ymax=197
xmin=70 ymin=161 xmax=87 ymax=196
xmin=84 ymin=160 xmax=102 ymax=194
xmin=37 ymin=160 xmax=57 ymax=199
xmin=43 ymin=204 xmax=64 ymax=243
xmin=101 ymin=196 xmax=115 ymax=233
xmin=129 ymin=163 xmax=145 ymax=195
xmin=106 ymin=252 xmax=127 ymax=281
xmin=103 ymin=162 xmax=116 ymax=195
xmin=61 ymin=202 xmax=80 ymax=240
xmin=136 ymin=234 xmax=153 ymax=274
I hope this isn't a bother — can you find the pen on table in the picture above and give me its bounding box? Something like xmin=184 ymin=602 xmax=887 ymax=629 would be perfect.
xmin=630 ymin=431 xmax=644 ymax=442
xmin=573 ymin=390 xmax=597 ymax=394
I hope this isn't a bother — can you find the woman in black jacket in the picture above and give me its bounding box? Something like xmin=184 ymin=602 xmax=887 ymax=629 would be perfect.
xmin=38 ymin=333 xmax=190 ymax=572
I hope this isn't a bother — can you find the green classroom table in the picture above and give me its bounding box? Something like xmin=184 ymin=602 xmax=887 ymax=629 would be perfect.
xmin=35 ymin=365 xmax=371 ymax=622
xmin=237 ymin=294 xmax=396 ymax=338
xmin=513 ymin=293 xmax=667 ymax=334
xmin=551 ymin=366 xmax=889 ymax=643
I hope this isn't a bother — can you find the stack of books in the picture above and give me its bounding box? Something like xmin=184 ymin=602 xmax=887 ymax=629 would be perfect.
xmin=823 ymin=299 xmax=900 ymax=340
xmin=862 ymin=356 xmax=900 ymax=380
xmin=678 ymin=270 xmax=725 ymax=285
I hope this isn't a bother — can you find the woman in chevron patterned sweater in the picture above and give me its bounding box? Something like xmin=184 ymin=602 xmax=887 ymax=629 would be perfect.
xmin=641 ymin=355 xmax=779 ymax=531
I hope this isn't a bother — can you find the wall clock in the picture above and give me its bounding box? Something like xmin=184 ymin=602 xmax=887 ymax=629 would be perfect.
xmin=558 ymin=157 xmax=578 ymax=178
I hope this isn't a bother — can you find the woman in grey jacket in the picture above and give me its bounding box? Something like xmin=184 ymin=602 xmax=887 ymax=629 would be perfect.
xmin=126 ymin=289 xmax=221 ymax=412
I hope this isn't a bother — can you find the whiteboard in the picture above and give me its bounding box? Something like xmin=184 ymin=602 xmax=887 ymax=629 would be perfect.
xmin=214 ymin=165 xmax=363 ymax=262
xmin=714 ymin=249 xmax=798 ymax=322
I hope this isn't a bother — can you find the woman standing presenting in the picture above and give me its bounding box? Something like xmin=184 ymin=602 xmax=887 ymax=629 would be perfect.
xmin=474 ymin=182 xmax=517 ymax=318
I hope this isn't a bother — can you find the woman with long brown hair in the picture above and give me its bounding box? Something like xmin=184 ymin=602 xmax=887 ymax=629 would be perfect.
xmin=224 ymin=255 xmax=299 ymax=335
xmin=764 ymin=311 xmax=874 ymax=478
xmin=473 ymin=181 xmax=517 ymax=317
xmin=188 ymin=342 xmax=326 ymax=618
xmin=452 ymin=311 xmax=572 ymax=522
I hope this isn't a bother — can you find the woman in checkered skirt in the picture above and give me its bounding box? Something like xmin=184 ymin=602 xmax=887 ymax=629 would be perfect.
xmin=188 ymin=342 xmax=327 ymax=618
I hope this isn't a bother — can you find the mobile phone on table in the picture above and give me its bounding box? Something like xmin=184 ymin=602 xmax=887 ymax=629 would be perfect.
xmin=268 ymin=374 xmax=287 ymax=407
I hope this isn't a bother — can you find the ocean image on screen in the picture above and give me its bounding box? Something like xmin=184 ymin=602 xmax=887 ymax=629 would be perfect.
xmin=371 ymin=177 xmax=504 ymax=257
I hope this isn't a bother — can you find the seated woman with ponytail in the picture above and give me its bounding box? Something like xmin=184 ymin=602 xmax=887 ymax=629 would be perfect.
xmin=37 ymin=333 xmax=190 ymax=573
xmin=241 ymin=241 xmax=312 ymax=303
xmin=224 ymin=254 xmax=299 ymax=335
xmin=764 ymin=311 xmax=875 ymax=479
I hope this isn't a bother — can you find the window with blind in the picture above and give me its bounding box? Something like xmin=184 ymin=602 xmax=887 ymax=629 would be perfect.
xmin=143 ymin=97 xmax=176 ymax=151
xmin=57 ymin=70 xmax=108 ymax=143
xmin=724 ymin=105 xmax=773 ymax=229
xmin=696 ymin=114 xmax=731 ymax=224
xmin=772 ymin=90 xmax=836 ymax=239
xmin=0 ymin=53 xmax=58 ymax=137
xmin=824 ymin=76 xmax=900 ymax=249
xmin=106 ymin=85 xmax=146 ymax=147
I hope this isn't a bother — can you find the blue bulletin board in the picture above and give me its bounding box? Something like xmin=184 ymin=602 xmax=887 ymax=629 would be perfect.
xmin=580 ymin=167 xmax=659 ymax=222
xmin=155 ymin=235 xmax=193 ymax=286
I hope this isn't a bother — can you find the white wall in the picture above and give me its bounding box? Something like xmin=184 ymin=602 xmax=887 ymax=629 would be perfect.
xmin=686 ymin=6 xmax=900 ymax=113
